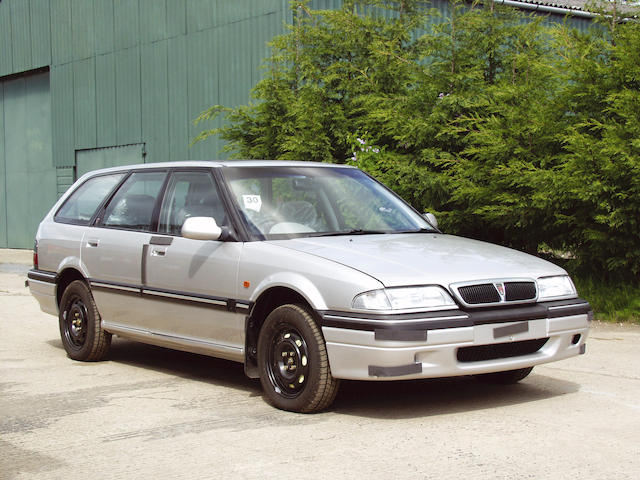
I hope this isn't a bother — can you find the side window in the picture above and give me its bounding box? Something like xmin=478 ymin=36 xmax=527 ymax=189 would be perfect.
xmin=55 ymin=173 xmax=125 ymax=225
xmin=158 ymin=171 xmax=227 ymax=235
xmin=101 ymin=171 xmax=166 ymax=231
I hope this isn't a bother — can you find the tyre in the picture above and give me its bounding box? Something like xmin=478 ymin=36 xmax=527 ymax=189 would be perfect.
xmin=475 ymin=366 xmax=533 ymax=385
xmin=257 ymin=304 xmax=339 ymax=413
xmin=59 ymin=280 xmax=111 ymax=361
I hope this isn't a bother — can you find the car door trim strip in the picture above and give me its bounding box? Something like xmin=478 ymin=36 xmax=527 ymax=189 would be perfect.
xmin=91 ymin=281 xmax=141 ymax=294
xmin=143 ymin=288 xmax=227 ymax=306
xmin=89 ymin=278 xmax=251 ymax=313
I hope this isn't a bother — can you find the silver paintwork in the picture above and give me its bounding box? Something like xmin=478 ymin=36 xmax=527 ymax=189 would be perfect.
xmin=29 ymin=161 xmax=590 ymax=382
xmin=28 ymin=278 xmax=57 ymax=315
xmin=270 ymin=234 xmax=566 ymax=289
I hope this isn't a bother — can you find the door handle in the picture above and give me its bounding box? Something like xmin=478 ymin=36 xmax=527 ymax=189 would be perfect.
xmin=87 ymin=239 xmax=99 ymax=247
xmin=150 ymin=249 xmax=166 ymax=257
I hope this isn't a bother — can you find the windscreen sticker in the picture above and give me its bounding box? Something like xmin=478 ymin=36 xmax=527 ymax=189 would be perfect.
xmin=242 ymin=194 xmax=262 ymax=212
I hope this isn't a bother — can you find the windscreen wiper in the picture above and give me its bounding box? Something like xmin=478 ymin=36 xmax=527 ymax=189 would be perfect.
xmin=317 ymin=229 xmax=390 ymax=237
xmin=395 ymin=228 xmax=438 ymax=234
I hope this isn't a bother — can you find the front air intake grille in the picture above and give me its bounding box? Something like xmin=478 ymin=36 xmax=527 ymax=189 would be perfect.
xmin=505 ymin=282 xmax=537 ymax=301
xmin=458 ymin=284 xmax=500 ymax=304
xmin=456 ymin=338 xmax=549 ymax=363
xmin=456 ymin=281 xmax=537 ymax=306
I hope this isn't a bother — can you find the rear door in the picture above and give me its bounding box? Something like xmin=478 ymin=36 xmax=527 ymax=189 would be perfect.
xmin=82 ymin=170 xmax=168 ymax=330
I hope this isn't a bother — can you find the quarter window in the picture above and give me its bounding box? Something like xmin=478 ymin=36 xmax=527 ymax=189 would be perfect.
xmin=101 ymin=171 xmax=166 ymax=231
xmin=55 ymin=173 xmax=125 ymax=225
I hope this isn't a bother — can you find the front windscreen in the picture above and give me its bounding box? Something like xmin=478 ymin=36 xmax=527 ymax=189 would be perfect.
xmin=221 ymin=166 xmax=435 ymax=240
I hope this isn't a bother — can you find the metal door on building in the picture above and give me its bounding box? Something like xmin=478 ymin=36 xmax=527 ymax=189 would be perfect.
xmin=0 ymin=71 xmax=56 ymax=249
xmin=75 ymin=143 xmax=146 ymax=180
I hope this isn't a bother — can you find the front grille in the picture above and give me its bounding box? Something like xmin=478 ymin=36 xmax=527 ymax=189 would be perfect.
xmin=457 ymin=281 xmax=537 ymax=305
xmin=505 ymin=282 xmax=537 ymax=301
xmin=458 ymin=284 xmax=500 ymax=304
xmin=456 ymin=338 xmax=549 ymax=363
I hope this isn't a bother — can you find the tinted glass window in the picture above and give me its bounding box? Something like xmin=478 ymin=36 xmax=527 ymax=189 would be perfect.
xmin=101 ymin=171 xmax=166 ymax=231
xmin=158 ymin=171 xmax=227 ymax=235
xmin=55 ymin=173 xmax=125 ymax=225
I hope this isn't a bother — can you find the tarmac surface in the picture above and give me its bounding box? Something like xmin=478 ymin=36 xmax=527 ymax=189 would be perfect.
xmin=1 ymin=248 xmax=639 ymax=479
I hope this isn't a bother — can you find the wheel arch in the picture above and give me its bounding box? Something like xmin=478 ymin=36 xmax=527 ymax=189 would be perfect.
xmin=56 ymin=268 xmax=88 ymax=308
xmin=244 ymin=286 xmax=321 ymax=379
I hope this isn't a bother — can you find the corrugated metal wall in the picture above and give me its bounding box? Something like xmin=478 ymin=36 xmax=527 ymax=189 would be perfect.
xmin=0 ymin=0 xmax=595 ymax=248
xmin=0 ymin=0 xmax=291 ymax=171
xmin=0 ymin=0 xmax=594 ymax=170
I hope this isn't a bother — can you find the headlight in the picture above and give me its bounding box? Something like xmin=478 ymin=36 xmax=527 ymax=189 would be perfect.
xmin=352 ymin=286 xmax=456 ymax=311
xmin=537 ymin=275 xmax=577 ymax=300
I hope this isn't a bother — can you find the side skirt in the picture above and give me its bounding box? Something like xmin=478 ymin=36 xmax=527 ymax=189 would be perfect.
xmin=102 ymin=321 xmax=245 ymax=363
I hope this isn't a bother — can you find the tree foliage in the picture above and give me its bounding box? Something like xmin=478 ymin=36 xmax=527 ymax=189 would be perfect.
xmin=195 ymin=0 xmax=640 ymax=281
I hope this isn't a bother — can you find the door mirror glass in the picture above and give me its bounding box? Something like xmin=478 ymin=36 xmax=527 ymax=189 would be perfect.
xmin=423 ymin=212 xmax=438 ymax=229
xmin=181 ymin=217 xmax=222 ymax=241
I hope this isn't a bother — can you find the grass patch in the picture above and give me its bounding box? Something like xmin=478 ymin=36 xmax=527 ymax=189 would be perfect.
xmin=572 ymin=276 xmax=640 ymax=324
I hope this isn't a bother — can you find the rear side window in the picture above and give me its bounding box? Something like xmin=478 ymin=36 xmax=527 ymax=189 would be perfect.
xmin=55 ymin=173 xmax=125 ymax=225
xmin=100 ymin=171 xmax=167 ymax=231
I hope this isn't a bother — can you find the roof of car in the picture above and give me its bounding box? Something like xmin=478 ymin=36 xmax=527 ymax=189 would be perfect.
xmin=80 ymin=160 xmax=355 ymax=178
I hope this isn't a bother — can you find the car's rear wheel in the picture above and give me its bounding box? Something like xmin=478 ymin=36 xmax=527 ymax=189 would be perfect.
xmin=257 ymin=304 xmax=339 ymax=413
xmin=475 ymin=366 xmax=533 ymax=385
xmin=59 ymin=280 xmax=111 ymax=361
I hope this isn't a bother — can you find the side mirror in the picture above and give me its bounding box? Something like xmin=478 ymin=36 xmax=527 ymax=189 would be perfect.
xmin=181 ymin=217 xmax=222 ymax=241
xmin=423 ymin=212 xmax=438 ymax=229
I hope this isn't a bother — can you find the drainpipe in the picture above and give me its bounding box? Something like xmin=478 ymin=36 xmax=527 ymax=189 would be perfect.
xmin=494 ymin=0 xmax=598 ymax=19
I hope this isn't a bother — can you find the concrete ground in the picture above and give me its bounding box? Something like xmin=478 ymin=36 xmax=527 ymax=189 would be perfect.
xmin=1 ymin=249 xmax=639 ymax=479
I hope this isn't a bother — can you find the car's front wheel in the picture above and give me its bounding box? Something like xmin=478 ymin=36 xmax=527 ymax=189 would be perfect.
xmin=257 ymin=304 xmax=339 ymax=413
xmin=59 ymin=280 xmax=111 ymax=361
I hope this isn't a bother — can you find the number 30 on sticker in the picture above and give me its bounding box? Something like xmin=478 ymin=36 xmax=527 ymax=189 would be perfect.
xmin=242 ymin=195 xmax=262 ymax=212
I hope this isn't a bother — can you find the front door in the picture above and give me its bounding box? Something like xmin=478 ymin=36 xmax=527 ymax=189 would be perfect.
xmin=142 ymin=170 xmax=245 ymax=361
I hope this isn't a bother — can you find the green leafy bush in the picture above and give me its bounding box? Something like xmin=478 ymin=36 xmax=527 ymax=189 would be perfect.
xmin=195 ymin=0 xmax=640 ymax=286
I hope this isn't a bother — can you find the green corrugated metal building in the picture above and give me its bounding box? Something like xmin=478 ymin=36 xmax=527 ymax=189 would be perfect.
xmin=0 ymin=0 xmax=594 ymax=248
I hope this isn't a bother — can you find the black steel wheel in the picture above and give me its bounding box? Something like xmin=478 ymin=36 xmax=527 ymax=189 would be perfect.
xmin=474 ymin=366 xmax=533 ymax=385
xmin=258 ymin=304 xmax=339 ymax=413
xmin=267 ymin=325 xmax=310 ymax=399
xmin=63 ymin=295 xmax=89 ymax=348
xmin=59 ymin=280 xmax=111 ymax=361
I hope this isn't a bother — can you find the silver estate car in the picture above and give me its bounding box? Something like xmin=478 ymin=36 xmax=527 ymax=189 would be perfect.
xmin=28 ymin=161 xmax=591 ymax=412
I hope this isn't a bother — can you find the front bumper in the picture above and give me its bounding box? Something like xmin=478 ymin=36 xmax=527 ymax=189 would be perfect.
xmin=319 ymin=299 xmax=591 ymax=381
